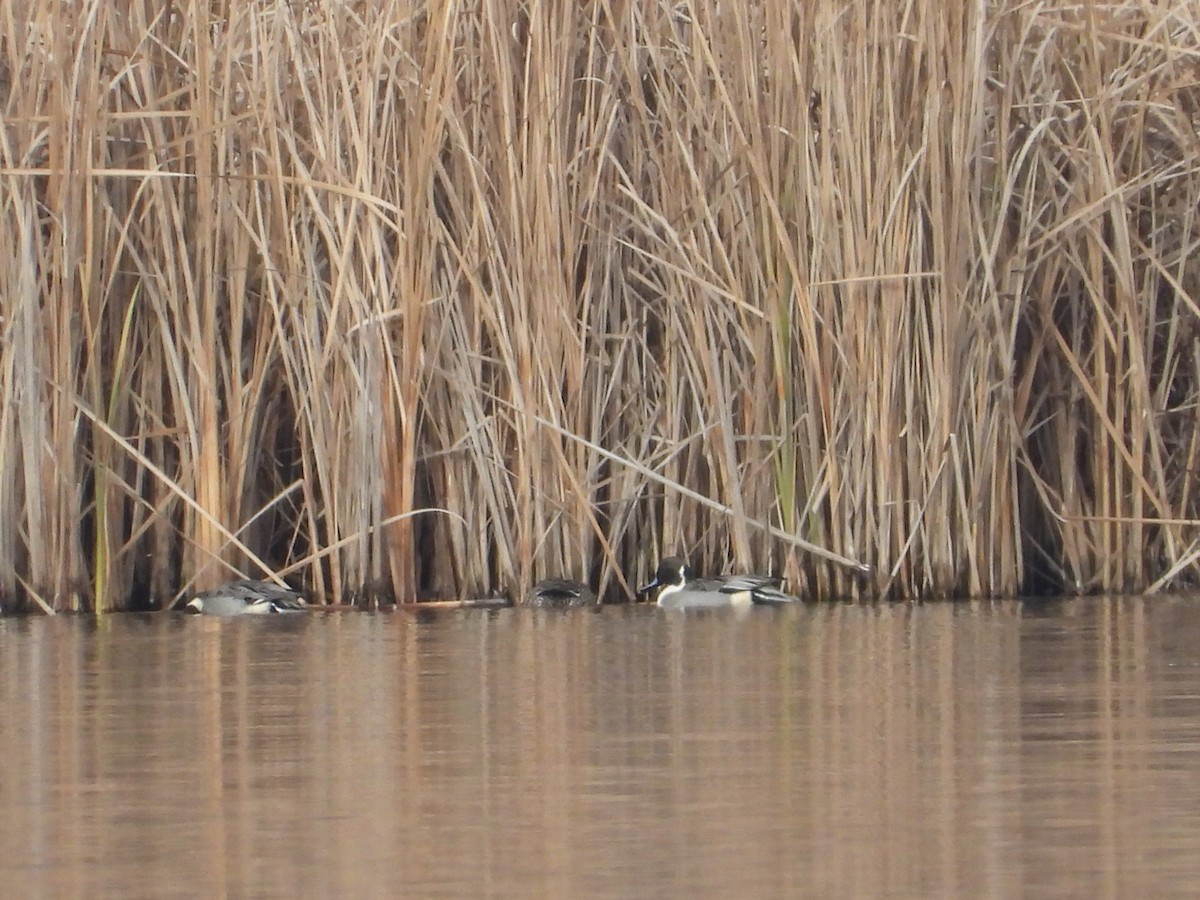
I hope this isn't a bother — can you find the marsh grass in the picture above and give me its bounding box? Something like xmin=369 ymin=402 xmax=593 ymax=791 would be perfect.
xmin=1 ymin=1 xmax=1197 ymax=610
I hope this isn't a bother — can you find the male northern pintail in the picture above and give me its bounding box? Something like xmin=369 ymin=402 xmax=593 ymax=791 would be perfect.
xmin=526 ymin=578 xmax=597 ymax=608
xmin=183 ymin=580 xmax=307 ymax=616
xmin=639 ymin=557 xmax=800 ymax=608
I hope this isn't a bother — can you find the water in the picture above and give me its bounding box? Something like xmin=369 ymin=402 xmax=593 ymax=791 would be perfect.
xmin=2 ymin=598 xmax=1200 ymax=898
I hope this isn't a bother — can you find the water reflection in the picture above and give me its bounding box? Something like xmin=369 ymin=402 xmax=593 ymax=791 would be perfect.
xmin=1 ymin=598 xmax=1199 ymax=896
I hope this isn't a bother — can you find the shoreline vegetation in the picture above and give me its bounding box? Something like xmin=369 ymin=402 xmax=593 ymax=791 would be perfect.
xmin=1 ymin=2 xmax=1198 ymax=611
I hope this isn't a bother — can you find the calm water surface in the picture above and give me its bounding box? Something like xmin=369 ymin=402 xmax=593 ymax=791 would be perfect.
xmin=2 ymin=598 xmax=1200 ymax=898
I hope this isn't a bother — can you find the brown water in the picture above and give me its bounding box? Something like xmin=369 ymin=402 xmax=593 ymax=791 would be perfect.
xmin=2 ymin=598 xmax=1199 ymax=898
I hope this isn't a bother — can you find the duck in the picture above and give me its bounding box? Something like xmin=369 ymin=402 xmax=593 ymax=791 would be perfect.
xmin=526 ymin=578 xmax=597 ymax=608
xmin=182 ymin=580 xmax=308 ymax=616
xmin=639 ymin=557 xmax=800 ymax=608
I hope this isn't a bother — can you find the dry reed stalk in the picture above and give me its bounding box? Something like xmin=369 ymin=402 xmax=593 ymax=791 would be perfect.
xmin=0 ymin=0 xmax=1197 ymax=610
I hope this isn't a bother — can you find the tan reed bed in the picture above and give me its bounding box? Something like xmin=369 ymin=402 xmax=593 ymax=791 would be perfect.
xmin=0 ymin=1 xmax=1197 ymax=611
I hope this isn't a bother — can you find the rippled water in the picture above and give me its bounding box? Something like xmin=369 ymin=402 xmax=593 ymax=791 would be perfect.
xmin=2 ymin=597 xmax=1199 ymax=897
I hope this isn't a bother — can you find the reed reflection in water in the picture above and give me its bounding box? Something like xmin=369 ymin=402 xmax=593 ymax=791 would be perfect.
xmin=1 ymin=598 xmax=1199 ymax=897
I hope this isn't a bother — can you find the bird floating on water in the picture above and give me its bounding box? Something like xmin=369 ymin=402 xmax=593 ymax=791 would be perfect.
xmin=639 ymin=557 xmax=800 ymax=609
xmin=182 ymin=580 xmax=307 ymax=616
xmin=526 ymin=578 xmax=597 ymax=608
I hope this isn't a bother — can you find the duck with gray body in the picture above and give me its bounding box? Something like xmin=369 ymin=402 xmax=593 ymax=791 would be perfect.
xmin=640 ymin=557 xmax=800 ymax=608
xmin=183 ymin=580 xmax=307 ymax=616
xmin=526 ymin=578 xmax=597 ymax=608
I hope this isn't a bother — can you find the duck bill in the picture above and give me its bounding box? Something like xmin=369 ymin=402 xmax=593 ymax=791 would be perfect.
xmin=637 ymin=577 xmax=662 ymax=595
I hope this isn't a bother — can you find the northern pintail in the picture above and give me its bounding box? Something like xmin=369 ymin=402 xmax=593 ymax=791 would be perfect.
xmin=639 ymin=557 xmax=800 ymax=608
xmin=526 ymin=578 xmax=597 ymax=608
xmin=183 ymin=580 xmax=307 ymax=616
